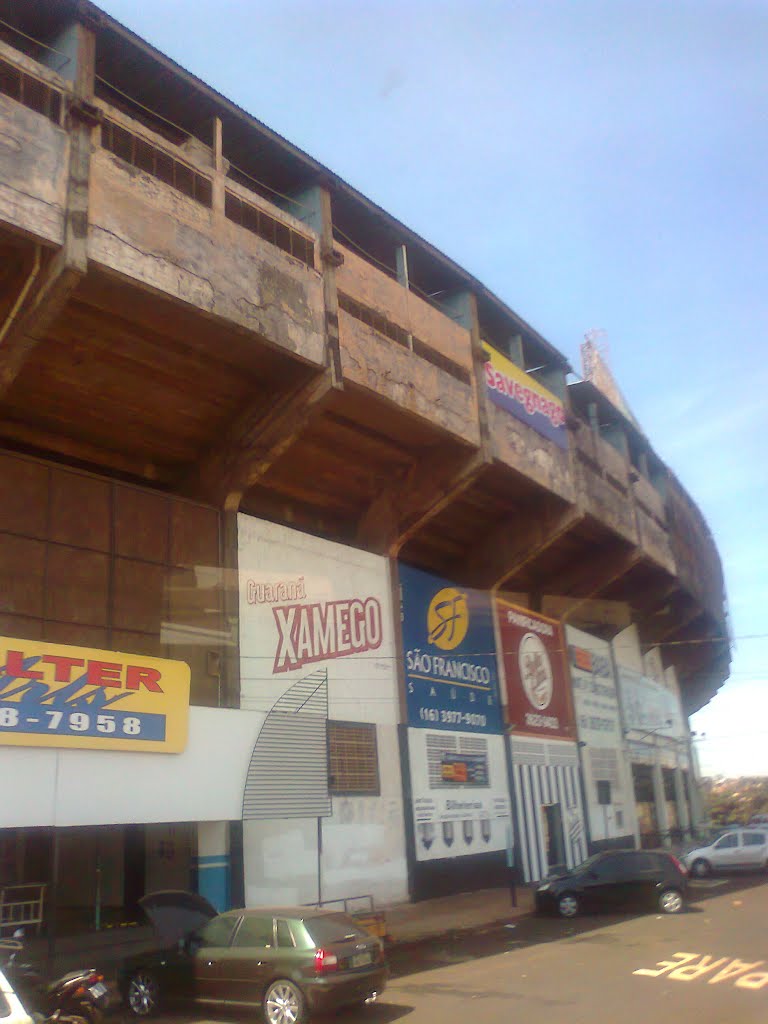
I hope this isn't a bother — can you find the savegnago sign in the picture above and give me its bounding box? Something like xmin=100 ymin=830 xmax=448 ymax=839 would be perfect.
xmin=0 ymin=636 xmax=190 ymax=753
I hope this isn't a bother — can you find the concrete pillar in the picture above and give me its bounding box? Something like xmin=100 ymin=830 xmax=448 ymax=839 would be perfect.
xmin=651 ymin=763 xmax=670 ymax=846
xmin=291 ymin=185 xmax=342 ymax=384
xmin=196 ymin=822 xmax=231 ymax=911
xmin=673 ymin=767 xmax=691 ymax=838
xmin=507 ymin=334 xmax=524 ymax=368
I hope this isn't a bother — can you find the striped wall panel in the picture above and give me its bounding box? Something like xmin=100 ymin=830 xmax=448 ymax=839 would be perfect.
xmin=242 ymin=669 xmax=332 ymax=820
xmin=511 ymin=761 xmax=587 ymax=883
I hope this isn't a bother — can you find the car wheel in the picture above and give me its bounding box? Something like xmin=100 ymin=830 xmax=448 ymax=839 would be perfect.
xmin=126 ymin=970 xmax=160 ymax=1017
xmin=658 ymin=888 xmax=684 ymax=914
xmin=691 ymin=858 xmax=711 ymax=878
xmin=557 ymin=893 xmax=579 ymax=918
xmin=263 ymin=978 xmax=306 ymax=1024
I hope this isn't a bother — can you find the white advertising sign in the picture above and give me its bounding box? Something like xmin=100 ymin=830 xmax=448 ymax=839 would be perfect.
xmin=618 ymin=665 xmax=686 ymax=739
xmin=238 ymin=515 xmax=398 ymax=723
xmin=566 ymin=625 xmax=634 ymax=842
xmin=407 ymin=727 xmax=510 ymax=862
xmin=237 ymin=516 xmax=408 ymax=904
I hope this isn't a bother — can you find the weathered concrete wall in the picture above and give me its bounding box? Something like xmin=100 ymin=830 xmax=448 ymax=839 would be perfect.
xmin=336 ymin=243 xmax=472 ymax=371
xmin=489 ymin=404 xmax=575 ymax=502
xmin=574 ymin=453 xmax=636 ymax=542
xmin=339 ymin=311 xmax=480 ymax=444
xmin=633 ymin=472 xmax=665 ymax=522
xmin=0 ymin=93 xmax=68 ymax=245
xmin=636 ymin=504 xmax=675 ymax=573
xmin=666 ymin=475 xmax=725 ymax=622
xmin=88 ymin=137 xmax=325 ymax=364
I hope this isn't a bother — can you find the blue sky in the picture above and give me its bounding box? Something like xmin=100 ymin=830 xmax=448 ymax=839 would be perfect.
xmin=97 ymin=0 xmax=768 ymax=777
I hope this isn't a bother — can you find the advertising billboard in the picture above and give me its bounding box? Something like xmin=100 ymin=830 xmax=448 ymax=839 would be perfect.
xmin=482 ymin=342 xmax=568 ymax=450
xmin=0 ymin=636 xmax=190 ymax=753
xmin=407 ymin=728 xmax=510 ymax=861
xmin=617 ymin=665 xmax=686 ymax=739
xmin=496 ymin=599 xmax=575 ymax=740
xmin=399 ymin=563 xmax=503 ymax=735
xmin=566 ymin=624 xmax=634 ymax=843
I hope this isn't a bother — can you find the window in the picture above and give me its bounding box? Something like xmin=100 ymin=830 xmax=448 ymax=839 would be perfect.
xmin=743 ymin=832 xmax=766 ymax=847
xmin=589 ymin=854 xmax=621 ymax=882
xmin=276 ymin=919 xmax=295 ymax=947
xmin=231 ymin=915 xmax=274 ymax=948
xmin=303 ymin=913 xmax=369 ymax=946
xmin=328 ymin=721 xmax=380 ymax=795
xmin=629 ymin=852 xmax=657 ymax=872
xmin=198 ymin=915 xmax=238 ymax=948
xmin=714 ymin=833 xmax=738 ymax=850
xmin=596 ymin=780 xmax=611 ymax=805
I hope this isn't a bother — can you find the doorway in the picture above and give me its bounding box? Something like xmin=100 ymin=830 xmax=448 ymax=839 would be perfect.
xmin=542 ymin=803 xmax=566 ymax=874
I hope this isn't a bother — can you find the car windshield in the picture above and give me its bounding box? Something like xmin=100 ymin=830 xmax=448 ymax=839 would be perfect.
xmin=302 ymin=914 xmax=369 ymax=946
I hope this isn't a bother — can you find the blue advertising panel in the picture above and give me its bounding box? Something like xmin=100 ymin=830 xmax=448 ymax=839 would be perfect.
xmin=399 ymin=563 xmax=503 ymax=735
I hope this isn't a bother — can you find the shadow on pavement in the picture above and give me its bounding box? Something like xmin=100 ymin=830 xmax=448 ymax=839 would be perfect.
xmin=385 ymin=872 xmax=767 ymax=980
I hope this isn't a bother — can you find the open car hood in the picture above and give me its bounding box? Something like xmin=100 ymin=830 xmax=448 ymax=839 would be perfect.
xmin=139 ymin=890 xmax=218 ymax=946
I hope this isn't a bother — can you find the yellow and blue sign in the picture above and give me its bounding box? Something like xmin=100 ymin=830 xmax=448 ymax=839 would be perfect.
xmin=0 ymin=637 xmax=190 ymax=753
xmin=400 ymin=564 xmax=502 ymax=735
xmin=483 ymin=342 xmax=568 ymax=450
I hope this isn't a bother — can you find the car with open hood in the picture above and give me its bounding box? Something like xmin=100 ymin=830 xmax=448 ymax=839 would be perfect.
xmin=118 ymin=891 xmax=387 ymax=1024
xmin=535 ymin=849 xmax=688 ymax=918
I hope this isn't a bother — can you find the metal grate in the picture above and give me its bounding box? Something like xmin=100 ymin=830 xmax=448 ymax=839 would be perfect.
xmin=338 ymin=291 xmax=471 ymax=385
xmin=328 ymin=720 xmax=380 ymax=795
xmin=224 ymin=191 xmax=315 ymax=268
xmin=0 ymin=58 xmax=61 ymax=123
xmin=101 ymin=118 xmax=213 ymax=208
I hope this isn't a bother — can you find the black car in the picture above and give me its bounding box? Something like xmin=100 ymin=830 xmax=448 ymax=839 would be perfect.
xmin=118 ymin=891 xmax=387 ymax=1024
xmin=535 ymin=849 xmax=688 ymax=918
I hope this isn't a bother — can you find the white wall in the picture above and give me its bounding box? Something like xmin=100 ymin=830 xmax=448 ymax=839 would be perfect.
xmin=566 ymin=625 xmax=635 ymax=843
xmin=237 ymin=516 xmax=408 ymax=907
xmin=406 ymin=728 xmax=510 ymax=863
xmin=0 ymin=706 xmax=262 ymax=828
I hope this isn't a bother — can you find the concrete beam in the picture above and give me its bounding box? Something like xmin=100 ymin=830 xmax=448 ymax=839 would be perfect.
xmin=357 ymin=447 xmax=487 ymax=556
xmin=460 ymin=502 xmax=583 ymax=590
xmin=190 ymin=369 xmax=337 ymax=511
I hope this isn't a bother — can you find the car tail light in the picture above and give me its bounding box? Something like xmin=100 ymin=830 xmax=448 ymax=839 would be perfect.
xmin=314 ymin=948 xmax=339 ymax=974
xmin=73 ymin=971 xmax=104 ymax=997
xmin=669 ymin=854 xmax=687 ymax=875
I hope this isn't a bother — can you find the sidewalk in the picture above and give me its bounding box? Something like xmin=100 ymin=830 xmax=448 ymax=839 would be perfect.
xmin=384 ymin=884 xmax=535 ymax=944
xmin=22 ymin=885 xmax=535 ymax=980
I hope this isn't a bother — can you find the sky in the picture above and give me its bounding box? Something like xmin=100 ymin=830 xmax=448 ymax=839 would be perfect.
xmin=95 ymin=0 xmax=768 ymax=778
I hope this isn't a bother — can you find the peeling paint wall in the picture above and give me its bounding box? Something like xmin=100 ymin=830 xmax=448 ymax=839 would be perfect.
xmin=489 ymin=405 xmax=575 ymax=501
xmin=88 ymin=149 xmax=325 ymax=363
xmin=0 ymin=94 xmax=68 ymax=244
xmin=336 ymin=243 xmax=473 ymax=371
xmin=339 ymin=311 xmax=480 ymax=444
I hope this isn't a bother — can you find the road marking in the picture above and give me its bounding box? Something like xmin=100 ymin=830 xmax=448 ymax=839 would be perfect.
xmin=634 ymin=952 xmax=768 ymax=989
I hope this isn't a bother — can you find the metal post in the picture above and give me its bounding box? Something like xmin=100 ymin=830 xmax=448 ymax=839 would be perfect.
xmin=45 ymin=828 xmax=60 ymax=978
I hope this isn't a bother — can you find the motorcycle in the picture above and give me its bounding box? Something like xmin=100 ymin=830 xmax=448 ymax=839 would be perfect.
xmin=0 ymin=931 xmax=108 ymax=1024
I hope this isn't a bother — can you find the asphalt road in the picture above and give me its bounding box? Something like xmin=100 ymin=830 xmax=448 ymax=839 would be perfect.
xmin=118 ymin=873 xmax=768 ymax=1024
xmin=374 ymin=874 xmax=768 ymax=1024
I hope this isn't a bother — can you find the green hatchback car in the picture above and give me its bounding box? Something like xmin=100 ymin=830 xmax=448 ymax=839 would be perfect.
xmin=118 ymin=892 xmax=387 ymax=1024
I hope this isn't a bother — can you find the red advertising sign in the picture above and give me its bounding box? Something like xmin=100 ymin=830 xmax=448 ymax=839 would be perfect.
xmin=496 ymin=599 xmax=575 ymax=740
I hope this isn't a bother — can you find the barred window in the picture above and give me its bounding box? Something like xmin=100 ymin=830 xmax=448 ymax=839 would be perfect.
xmin=328 ymin=721 xmax=380 ymax=795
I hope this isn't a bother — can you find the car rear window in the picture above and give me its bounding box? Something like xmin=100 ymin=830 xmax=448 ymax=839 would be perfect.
xmin=301 ymin=913 xmax=369 ymax=947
